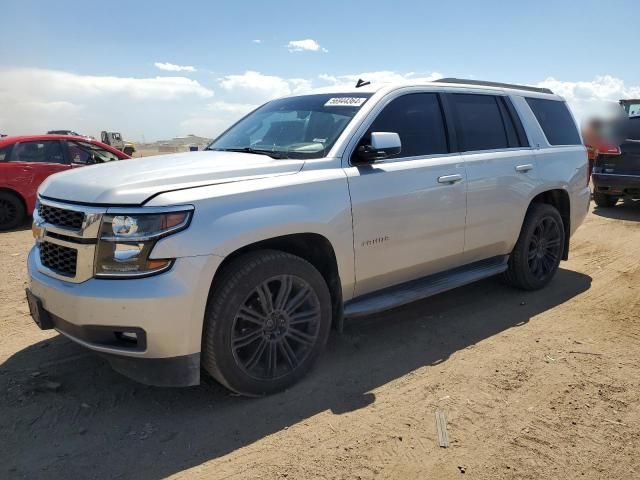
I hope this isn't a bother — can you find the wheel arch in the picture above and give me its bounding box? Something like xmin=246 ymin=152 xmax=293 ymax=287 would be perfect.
xmin=0 ymin=187 xmax=29 ymax=219
xmin=0 ymin=187 xmax=27 ymax=206
xmin=528 ymin=188 xmax=571 ymax=260
xmin=209 ymin=232 xmax=344 ymax=331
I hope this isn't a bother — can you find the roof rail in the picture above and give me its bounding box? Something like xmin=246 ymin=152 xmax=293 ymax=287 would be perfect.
xmin=434 ymin=78 xmax=554 ymax=95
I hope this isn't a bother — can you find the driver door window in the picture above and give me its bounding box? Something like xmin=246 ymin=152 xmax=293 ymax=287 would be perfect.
xmin=68 ymin=142 xmax=92 ymax=164
xmin=353 ymin=93 xmax=449 ymax=162
xmin=68 ymin=141 xmax=120 ymax=163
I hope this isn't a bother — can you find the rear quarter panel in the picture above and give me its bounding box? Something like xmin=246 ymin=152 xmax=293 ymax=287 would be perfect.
xmin=511 ymin=95 xmax=590 ymax=237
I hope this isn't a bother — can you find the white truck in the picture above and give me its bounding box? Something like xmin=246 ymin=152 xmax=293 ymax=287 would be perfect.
xmin=27 ymin=79 xmax=590 ymax=395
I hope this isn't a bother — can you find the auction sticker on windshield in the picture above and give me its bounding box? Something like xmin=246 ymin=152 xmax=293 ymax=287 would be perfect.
xmin=324 ymin=97 xmax=368 ymax=107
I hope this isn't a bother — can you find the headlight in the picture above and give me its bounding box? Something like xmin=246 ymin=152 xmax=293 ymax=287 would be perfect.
xmin=95 ymin=207 xmax=193 ymax=278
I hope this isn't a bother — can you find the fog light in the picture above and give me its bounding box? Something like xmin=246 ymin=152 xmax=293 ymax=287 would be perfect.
xmin=115 ymin=331 xmax=138 ymax=343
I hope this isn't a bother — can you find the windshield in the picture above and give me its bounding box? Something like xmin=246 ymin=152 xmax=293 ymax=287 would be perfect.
xmin=207 ymin=93 xmax=372 ymax=159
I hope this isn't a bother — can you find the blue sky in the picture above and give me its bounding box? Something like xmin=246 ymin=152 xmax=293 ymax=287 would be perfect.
xmin=1 ymin=0 xmax=639 ymax=140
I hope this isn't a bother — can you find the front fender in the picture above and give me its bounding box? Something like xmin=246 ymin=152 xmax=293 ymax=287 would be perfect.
xmin=147 ymin=170 xmax=356 ymax=299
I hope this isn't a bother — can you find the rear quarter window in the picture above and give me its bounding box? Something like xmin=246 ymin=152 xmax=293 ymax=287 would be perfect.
xmin=525 ymin=97 xmax=581 ymax=146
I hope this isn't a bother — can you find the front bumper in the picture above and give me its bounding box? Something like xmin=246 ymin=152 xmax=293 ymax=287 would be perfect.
xmin=27 ymin=248 xmax=223 ymax=386
xmin=592 ymin=173 xmax=640 ymax=197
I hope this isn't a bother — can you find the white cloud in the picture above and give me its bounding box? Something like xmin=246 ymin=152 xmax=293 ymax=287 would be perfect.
xmin=286 ymin=39 xmax=328 ymax=53
xmin=537 ymin=75 xmax=640 ymax=122
xmin=206 ymin=101 xmax=257 ymax=115
xmin=219 ymin=70 xmax=294 ymax=103
xmin=0 ymin=67 xmax=214 ymax=139
xmin=154 ymin=62 xmax=196 ymax=72
xmin=179 ymin=116 xmax=231 ymax=138
xmin=3 ymin=65 xmax=638 ymax=143
xmin=0 ymin=68 xmax=213 ymax=101
xmin=252 ymin=39 xmax=262 ymax=44
xmin=318 ymin=70 xmax=443 ymax=89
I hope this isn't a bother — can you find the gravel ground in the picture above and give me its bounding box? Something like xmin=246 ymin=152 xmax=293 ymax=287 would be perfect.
xmin=0 ymin=202 xmax=638 ymax=479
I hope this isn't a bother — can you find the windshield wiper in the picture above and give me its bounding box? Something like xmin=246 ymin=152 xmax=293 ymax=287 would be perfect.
xmin=208 ymin=147 xmax=286 ymax=159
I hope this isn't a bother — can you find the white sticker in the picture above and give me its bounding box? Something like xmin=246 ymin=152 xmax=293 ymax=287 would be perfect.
xmin=324 ymin=97 xmax=367 ymax=107
xmin=313 ymin=138 xmax=327 ymax=143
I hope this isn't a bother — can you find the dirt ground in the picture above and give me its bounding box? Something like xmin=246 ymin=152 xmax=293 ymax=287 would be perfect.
xmin=1 ymin=202 xmax=639 ymax=480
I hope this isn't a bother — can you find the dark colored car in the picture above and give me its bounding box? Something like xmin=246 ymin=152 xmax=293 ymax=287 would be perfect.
xmin=47 ymin=130 xmax=83 ymax=136
xmin=0 ymin=135 xmax=129 ymax=230
xmin=592 ymin=102 xmax=640 ymax=207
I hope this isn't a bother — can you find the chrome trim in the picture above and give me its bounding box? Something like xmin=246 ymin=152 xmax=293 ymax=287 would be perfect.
xmin=37 ymin=197 xmax=107 ymax=214
xmin=94 ymin=260 xmax=174 ymax=279
xmin=35 ymin=197 xmax=106 ymax=239
xmin=33 ymin=198 xmax=194 ymax=283
xmin=105 ymin=205 xmax=195 ymax=215
xmin=593 ymin=173 xmax=640 ymax=178
xmin=34 ymin=237 xmax=95 ymax=283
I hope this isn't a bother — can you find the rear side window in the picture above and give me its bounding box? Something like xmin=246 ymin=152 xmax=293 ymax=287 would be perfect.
xmin=450 ymin=94 xmax=513 ymax=151
xmin=364 ymin=93 xmax=449 ymax=158
xmin=525 ymin=98 xmax=581 ymax=145
xmin=0 ymin=145 xmax=11 ymax=162
xmin=11 ymin=141 xmax=66 ymax=163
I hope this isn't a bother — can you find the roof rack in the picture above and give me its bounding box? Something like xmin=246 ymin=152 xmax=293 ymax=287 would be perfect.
xmin=434 ymin=78 xmax=553 ymax=95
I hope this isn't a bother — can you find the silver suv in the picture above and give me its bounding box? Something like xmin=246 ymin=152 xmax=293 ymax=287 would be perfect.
xmin=27 ymin=78 xmax=590 ymax=395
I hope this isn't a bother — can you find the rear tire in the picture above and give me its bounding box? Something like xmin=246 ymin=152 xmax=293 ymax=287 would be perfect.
xmin=201 ymin=250 xmax=332 ymax=396
xmin=503 ymin=203 xmax=565 ymax=291
xmin=0 ymin=191 xmax=26 ymax=231
xmin=593 ymin=192 xmax=618 ymax=208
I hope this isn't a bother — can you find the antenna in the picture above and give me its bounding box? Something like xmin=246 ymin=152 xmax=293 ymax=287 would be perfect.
xmin=355 ymin=78 xmax=371 ymax=88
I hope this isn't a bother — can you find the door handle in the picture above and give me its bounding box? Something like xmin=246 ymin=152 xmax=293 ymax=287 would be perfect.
xmin=437 ymin=174 xmax=463 ymax=184
xmin=515 ymin=164 xmax=534 ymax=173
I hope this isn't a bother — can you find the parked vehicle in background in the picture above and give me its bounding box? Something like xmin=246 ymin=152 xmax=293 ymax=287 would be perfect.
xmin=26 ymin=79 xmax=589 ymax=395
xmin=47 ymin=130 xmax=89 ymax=138
xmin=0 ymin=135 xmax=129 ymax=230
xmin=100 ymin=131 xmax=136 ymax=156
xmin=592 ymin=101 xmax=640 ymax=207
xmin=620 ymin=99 xmax=640 ymax=117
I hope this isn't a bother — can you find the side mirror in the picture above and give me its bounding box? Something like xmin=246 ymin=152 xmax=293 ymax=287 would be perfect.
xmin=356 ymin=132 xmax=402 ymax=162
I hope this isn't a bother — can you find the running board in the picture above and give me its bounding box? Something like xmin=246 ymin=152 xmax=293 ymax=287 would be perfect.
xmin=344 ymin=256 xmax=509 ymax=318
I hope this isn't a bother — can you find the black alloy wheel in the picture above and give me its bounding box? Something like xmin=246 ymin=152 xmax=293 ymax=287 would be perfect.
xmin=526 ymin=215 xmax=563 ymax=281
xmin=231 ymin=275 xmax=322 ymax=381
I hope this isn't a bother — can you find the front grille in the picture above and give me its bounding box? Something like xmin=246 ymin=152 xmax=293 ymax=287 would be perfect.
xmin=39 ymin=242 xmax=78 ymax=277
xmin=39 ymin=204 xmax=84 ymax=230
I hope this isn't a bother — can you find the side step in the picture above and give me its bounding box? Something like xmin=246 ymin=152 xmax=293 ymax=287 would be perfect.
xmin=344 ymin=256 xmax=509 ymax=318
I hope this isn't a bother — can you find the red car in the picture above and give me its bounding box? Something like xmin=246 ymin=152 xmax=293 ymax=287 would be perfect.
xmin=0 ymin=135 xmax=130 ymax=230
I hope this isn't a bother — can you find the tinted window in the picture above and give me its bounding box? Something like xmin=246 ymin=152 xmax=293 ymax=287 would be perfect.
xmin=364 ymin=93 xmax=448 ymax=158
xmin=68 ymin=141 xmax=120 ymax=163
xmin=0 ymin=146 xmax=11 ymax=162
xmin=627 ymin=117 xmax=640 ymax=140
xmin=11 ymin=141 xmax=65 ymax=163
xmin=525 ymin=98 xmax=581 ymax=145
xmin=450 ymin=94 xmax=510 ymax=151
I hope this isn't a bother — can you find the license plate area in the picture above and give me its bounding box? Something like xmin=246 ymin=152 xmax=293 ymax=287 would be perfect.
xmin=25 ymin=289 xmax=54 ymax=330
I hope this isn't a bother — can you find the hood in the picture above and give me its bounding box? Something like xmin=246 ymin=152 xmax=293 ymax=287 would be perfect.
xmin=38 ymin=151 xmax=305 ymax=205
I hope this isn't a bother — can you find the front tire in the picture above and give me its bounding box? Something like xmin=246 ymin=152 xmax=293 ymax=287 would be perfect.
xmin=593 ymin=192 xmax=618 ymax=208
xmin=503 ymin=203 xmax=565 ymax=291
xmin=0 ymin=191 xmax=26 ymax=231
xmin=202 ymin=250 xmax=332 ymax=396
